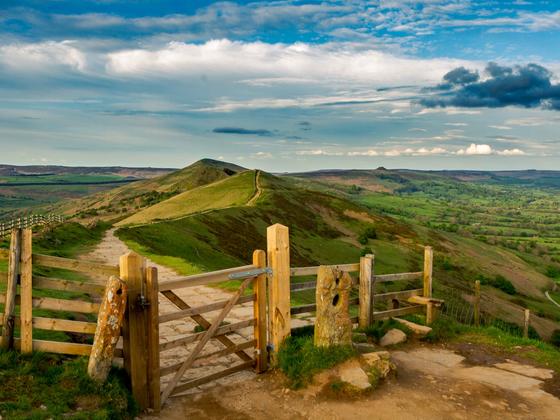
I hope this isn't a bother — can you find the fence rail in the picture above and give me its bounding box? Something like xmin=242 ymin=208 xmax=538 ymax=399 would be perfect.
xmin=0 ymin=214 xmax=64 ymax=237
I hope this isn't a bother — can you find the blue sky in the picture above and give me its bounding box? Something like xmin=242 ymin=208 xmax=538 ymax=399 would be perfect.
xmin=1 ymin=1 xmax=559 ymax=171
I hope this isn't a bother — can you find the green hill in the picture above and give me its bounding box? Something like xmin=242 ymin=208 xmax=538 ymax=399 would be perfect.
xmin=62 ymin=159 xmax=247 ymax=221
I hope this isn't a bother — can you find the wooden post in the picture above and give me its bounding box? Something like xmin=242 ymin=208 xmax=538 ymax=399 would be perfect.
xmin=145 ymin=267 xmax=160 ymax=412
xmin=423 ymin=246 xmax=434 ymax=325
xmin=20 ymin=229 xmax=33 ymax=353
xmin=88 ymin=276 xmax=127 ymax=382
xmin=266 ymin=223 xmax=290 ymax=363
xmin=474 ymin=280 xmax=481 ymax=327
xmin=253 ymin=250 xmax=268 ymax=373
xmin=119 ymin=252 xmax=149 ymax=410
xmin=358 ymin=254 xmax=374 ymax=328
xmin=523 ymin=309 xmax=530 ymax=339
xmin=1 ymin=229 xmax=22 ymax=349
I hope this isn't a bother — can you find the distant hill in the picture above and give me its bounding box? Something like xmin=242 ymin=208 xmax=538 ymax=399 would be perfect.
xmin=0 ymin=164 xmax=174 ymax=178
xmin=62 ymin=159 xmax=248 ymax=220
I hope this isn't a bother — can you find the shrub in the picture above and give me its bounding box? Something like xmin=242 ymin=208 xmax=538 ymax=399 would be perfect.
xmin=546 ymin=266 xmax=560 ymax=279
xmin=550 ymin=330 xmax=560 ymax=348
xmin=358 ymin=226 xmax=377 ymax=245
xmin=278 ymin=336 xmax=356 ymax=389
xmin=360 ymin=246 xmax=373 ymax=257
xmin=493 ymin=275 xmax=517 ymax=295
xmin=358 ymin=319 xmax=411 ymax=342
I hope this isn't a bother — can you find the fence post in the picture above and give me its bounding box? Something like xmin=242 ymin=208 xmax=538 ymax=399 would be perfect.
xmin=145 ymin=266 xmax=160 ymax=412
xmin=266 ymin=223 xmax=290 ymax=363
xmin=1 ymin=229 xmax=22 ymax=349
xmin=358 ymin=254 xmax=374 ymax=328
xmin=474 ymin=280 xmax=481 ymax=327
xmin=423 ymin=246 xmax=434 ymax=324
xmin=20 ymin=229 xmax=33 ymax=353
xmin=253 ymin=250 xmax=268 ymax=373
xmin=523 ymin=309 xmax=530 ymax=339
xmin=88 ymin=276 xmax=127 ymax=382
xmin=119 ymin=252 xmax=149 ymax=410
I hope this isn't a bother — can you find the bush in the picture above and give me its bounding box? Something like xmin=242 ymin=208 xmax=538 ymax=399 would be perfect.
xmin=358 ymin=226 xmax=377 ymax=245
xmin=360 ymin=246 xmax=373 ymax=257
xmin=546 ymin=266 xmax=560 ymax=279
xmin=278 ymin=336 xmax=356 ymax=389
xmin=493 ymin=275 xmax=517 ymax=295
xmin=550 ymin=330 xmax=560 ymax=348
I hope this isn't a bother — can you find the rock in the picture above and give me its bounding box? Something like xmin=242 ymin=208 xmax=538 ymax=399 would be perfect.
xmin=338 ymin=364 xmax=371 ymax=390
xmin=353 ymin=342 xmax=378 ymax=353
xmin=392 ymin=317 xmax=432 ymax=336
xmin=362 ymin=351 xmax=396 ymax=380
xmin=314 ymin=266 xmax=353 ymax=347
xmin=380 ymin=329 xmax=407 ymax=346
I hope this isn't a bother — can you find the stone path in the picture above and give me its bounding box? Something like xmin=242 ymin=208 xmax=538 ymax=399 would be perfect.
xmin=83 ymin=228 xmax=256 ymax=395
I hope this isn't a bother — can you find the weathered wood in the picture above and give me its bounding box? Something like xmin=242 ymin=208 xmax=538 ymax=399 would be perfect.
xmin=159 ymin=319 xmax=256 ymax=352
xmin=158 ymin=294 xmax=255 ymax=324
xmin=523 ymin=309 xmax=530 ymax=339
xmin=267 ymin=223 xmax=290 ymax=361
xmin=14 ymin=338 xmax=92 ymax=356
xmin=29 ymin=296 xmax=100 ymax=313
xmin=170 ymin=361 xmax=254 ymax=396
xmin=253 ymin=249 xmax=268 ymax=373
xmin=373 ymin=272 xmax=423 ymax=283
xmin=160 ymin=290 xmax=253 ymax=362
xmin=359 ymin=254 xmax=374 ymax=328
xmin=423 ymin=246 xmax=433 ymax=298
xmin=158 ymin=264 xmax=256 ymax=291
xmin=160 ymin=276 xmax=254 ymax=404
xmin=119 ymin=252 xmax=149 ymax=410
xmin=33 ymin=254 xmax=119 ymax=276
xmin=474 ymin=280 xmax=481 ymax=327
xmin=33 ymin=275 xmax=105 ymax=295
xmin=145 ymin=267 xmax=160 ymax=411
xmin=88 ymin=276 xmax=127 ymax=382
xmin=20 ymin=229 xmax=33 ymax=353
xmin=314 ymin=266 xmax=353 ymax=347
xmin=159 ymin=340 xmax=256 ymax=377
xmin=372 ymin=305 xmax=424 ymax=321
xmin=1 ymin=228 xmax=21 ymax=349
xmin=407 ymin=296 xmax=444 ymax=306
xmin=374 ymin=289 xmax=423 ymax=302
xmin=32 ymin=317 xmax=97 ymax=334
xmin=290 ymin=263 xmax=360 ymax=277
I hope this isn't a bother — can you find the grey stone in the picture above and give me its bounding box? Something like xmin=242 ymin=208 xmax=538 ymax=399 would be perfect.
xmin=379 ymin=328 xmax=407 ymax=346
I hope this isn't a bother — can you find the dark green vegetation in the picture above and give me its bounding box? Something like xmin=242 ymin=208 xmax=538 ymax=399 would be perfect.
xmin=278 ymin=334 xmax=356 ymax=389
xmin=357 ymin=319 xmax=411 ymax=342
xmin=0 ymin=350 xmax=137 ymax=419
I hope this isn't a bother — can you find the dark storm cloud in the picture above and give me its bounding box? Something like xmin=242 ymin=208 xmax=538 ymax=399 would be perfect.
xmin=212 ymin=127 xmax=273 ymax=136
xmin=421 ymin=63 xmax=560 ymax=111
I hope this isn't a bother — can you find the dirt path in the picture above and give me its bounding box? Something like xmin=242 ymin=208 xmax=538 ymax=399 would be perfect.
xmin=545 ymin=291 xmax=560 ymax=308
xmin=247 ymin=170 xmax=263 ymax=206
xmin=83 ymin=229 xmax=256 ymax=391
xmin=151 ymin=345 xmax=560 ymax=419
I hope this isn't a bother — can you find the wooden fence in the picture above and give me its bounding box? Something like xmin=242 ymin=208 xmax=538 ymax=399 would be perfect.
xmin=0 ymin=223 xmax=438 ymax=413
xmin=0 ymin=214 xmax=64 ymax=237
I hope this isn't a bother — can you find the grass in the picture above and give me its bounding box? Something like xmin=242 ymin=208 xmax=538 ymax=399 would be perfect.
xmin=278 ymin=335 xmax=356 ymax=389
xmin=118 ymin=170 xmax=257 ymax=226
xmin=0 ymin=350 xmax=138 ymax=419
xmin=357 ymin=319 xmax=411 ymax=342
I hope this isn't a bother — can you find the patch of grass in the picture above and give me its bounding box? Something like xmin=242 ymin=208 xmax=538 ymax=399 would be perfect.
xmin=424 ymin=316 xmax=466 ymax=342
xmin=457 ymin=327 xmax=560 ymax=373
xmin=357 ymin=319 xmax=411 ymax=342
xmin=34 ymin=221 xmax=111 ymax=258
xmin=0 ymin=350 xmax=138 ymax=419
xmin=278 ymin=335 xmax=356 ymax=389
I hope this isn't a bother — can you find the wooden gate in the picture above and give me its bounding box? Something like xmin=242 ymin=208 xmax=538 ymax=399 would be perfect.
xmin=156 ymin=250 xmax=268 ymax=405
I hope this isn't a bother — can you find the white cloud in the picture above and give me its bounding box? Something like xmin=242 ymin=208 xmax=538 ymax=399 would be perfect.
xmin=106 ymin=39 xmax=473 ymax=86
xmin=296 ymin=149 xmax=344 ymax=156
xmin=457 ymin=143 xmax=493 ymax=155
xmin=489 ymin=125 xmax=511 ymax=130
xmin=347 ymin=150 xmax=380 ymax=156
xmin=0 ymin=41 xmax=87 ymax=72
xmin=497 ymin=148 xmax=525 ymax=156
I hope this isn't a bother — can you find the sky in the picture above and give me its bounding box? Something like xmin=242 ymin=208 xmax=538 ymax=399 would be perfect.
xmin=1 ymin=1 xmax=559 ymax=171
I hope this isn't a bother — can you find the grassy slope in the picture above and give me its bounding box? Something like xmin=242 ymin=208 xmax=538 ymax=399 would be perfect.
xmin=61 ymin=159 xmax=247 ymax=222
xmin=117 ymin=170 xmax=257 ymax=226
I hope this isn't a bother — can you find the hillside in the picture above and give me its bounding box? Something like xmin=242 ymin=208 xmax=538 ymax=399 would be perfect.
xmin=61 ymin=159 xmax=247 ymax=221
